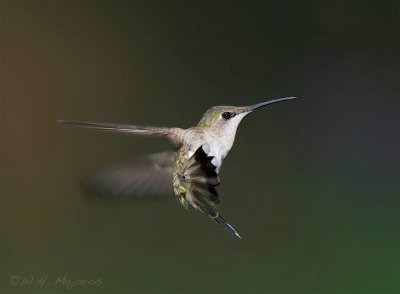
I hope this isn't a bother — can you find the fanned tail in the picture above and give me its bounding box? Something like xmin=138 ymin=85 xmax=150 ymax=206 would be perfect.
xmin=184 ymin=144 xmax=221 ymax=205
xmin=180 ymin=143 xmax=241 ymax=239
xmin=212 ymin=214 xmax=241 ymax=239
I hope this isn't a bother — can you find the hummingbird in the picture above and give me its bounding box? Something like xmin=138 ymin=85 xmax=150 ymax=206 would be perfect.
xmin=58 ymin=96 xmax=298 ymax=239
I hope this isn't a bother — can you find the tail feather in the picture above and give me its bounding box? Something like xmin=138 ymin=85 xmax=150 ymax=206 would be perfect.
xmin=213 ymin=214 xmax=241 ymax=239
xmin=184 ymin=144 xmax=221 ymax=204
xmin=182 ymin=144 xmax=241 ymax=239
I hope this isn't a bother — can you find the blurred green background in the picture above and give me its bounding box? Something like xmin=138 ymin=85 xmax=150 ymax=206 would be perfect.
xmin=1 ymin=0 xmax=399 ymax=293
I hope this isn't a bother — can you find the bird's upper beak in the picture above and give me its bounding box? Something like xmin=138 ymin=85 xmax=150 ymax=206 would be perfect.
xmin=246 ymin=96 xmax=298 ymax=112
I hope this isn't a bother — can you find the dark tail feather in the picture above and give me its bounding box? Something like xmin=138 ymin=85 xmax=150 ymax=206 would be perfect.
xmin=213 ymin=214 xmax=241 ymax=239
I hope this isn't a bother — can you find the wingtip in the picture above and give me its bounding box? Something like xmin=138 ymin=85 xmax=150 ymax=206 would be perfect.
xmin=56 ymin=119 xmax=72 ymax=125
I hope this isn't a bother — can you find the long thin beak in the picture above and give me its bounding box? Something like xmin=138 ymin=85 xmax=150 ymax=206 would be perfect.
xmin=247 ymin=96 xmax=298 ymax=112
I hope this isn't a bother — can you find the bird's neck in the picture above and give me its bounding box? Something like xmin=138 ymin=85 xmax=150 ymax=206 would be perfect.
xmin=205 ymin=127 xmax=238 ymax=159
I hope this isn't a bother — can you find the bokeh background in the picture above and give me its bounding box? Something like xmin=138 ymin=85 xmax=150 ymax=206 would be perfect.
xmin=1 ymin=0 xmax=399 ymax=293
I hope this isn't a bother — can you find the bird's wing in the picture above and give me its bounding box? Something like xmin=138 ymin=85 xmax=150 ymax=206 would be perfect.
xmin=57 ymin=120 xmax=184 ymax=147
xmin=181 ymin=144 xmax=241 ymax=238
xmin=82 ymin=152 xmax=175 ymax=200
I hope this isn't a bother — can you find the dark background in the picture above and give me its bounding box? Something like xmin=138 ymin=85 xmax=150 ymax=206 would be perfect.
xmin=1 ymin=1 xmax=399 ymax=293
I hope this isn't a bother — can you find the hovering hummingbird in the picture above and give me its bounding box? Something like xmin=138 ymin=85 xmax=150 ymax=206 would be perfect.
xmin=58 ymin=96 xmax=298 ymax=239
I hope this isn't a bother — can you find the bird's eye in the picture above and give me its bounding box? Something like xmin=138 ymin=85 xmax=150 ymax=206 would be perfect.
xmin=222 ymin=112 xmax=232 ymax=120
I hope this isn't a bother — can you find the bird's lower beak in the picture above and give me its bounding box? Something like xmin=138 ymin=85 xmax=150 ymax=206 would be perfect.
xmin=246 ymin=96 xmax=298 ymax=112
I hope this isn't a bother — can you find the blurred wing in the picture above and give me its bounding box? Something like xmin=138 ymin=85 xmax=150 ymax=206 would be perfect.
xmin=83 ymin=152 xmax=175 ymax=200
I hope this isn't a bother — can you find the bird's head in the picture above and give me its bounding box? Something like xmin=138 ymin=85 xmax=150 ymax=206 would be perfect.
xmin=197 ymin=97 xmax=298 ymax=136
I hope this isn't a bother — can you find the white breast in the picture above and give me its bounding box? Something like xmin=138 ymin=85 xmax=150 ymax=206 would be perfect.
xmin=183 ymin=132 xmax=232 ymax=172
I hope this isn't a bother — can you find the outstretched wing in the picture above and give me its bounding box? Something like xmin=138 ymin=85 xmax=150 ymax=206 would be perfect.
xmin=83 ymin=152 xmax=175 ymax=200
xmin=57 ymin=120 xmax=184 ymax=147
xmin=180 ymin=144 xmax=241 ymax=238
